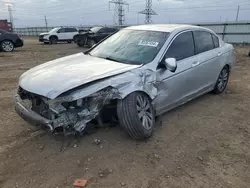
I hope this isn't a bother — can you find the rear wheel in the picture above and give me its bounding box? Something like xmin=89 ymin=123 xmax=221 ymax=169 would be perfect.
xmin=1 ymin=40 xmax=14 ymax=52
xmin=212 ymin=66 xmax=230 ymax=94
xmin=117 ymin=92 xmax=155 ymax=140
xmin=49 ymin=36 xmax=58 ymax=44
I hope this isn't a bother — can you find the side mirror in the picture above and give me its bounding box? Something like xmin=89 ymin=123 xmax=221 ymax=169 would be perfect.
xmin=57 ymin=31 xmax=60 ymax=33
xmin=164 ymin=58 xmax=177 ymax=72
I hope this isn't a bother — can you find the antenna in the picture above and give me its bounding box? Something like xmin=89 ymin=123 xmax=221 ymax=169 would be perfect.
xmin=139 ymin=0 xmax=158 ymax=24
xmin=109 ymin=0 xmax=129 ymax=26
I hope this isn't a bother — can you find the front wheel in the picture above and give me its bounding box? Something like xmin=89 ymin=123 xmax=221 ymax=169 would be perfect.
xmin=117 ymin=92 xmax=155 ymax=140
xmin=87 ymin=39 xmax=96 ymax=48
xmin=212 ymin=66 xmax=230 ymax=94
xmin=49 ymin=36 xmax=58 ymax=44
xmin=1 ymin=40 xmax=14 ymax=52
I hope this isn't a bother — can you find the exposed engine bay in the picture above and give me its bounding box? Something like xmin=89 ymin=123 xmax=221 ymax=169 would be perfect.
xmin=17 ymin=86 xmax=121 ymax=135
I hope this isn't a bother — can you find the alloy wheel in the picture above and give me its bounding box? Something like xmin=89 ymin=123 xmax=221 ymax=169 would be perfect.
xmin=136 ymin=95 xmax=153 ymax=130
xmin=217 ymin=68 xmax=229 ymax=92
xmin=2 ymin=41 xmax=14 ymax=52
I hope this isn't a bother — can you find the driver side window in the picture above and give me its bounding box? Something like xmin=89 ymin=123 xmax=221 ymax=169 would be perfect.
xmin=165 ymin=31 xmax=195 ymax=61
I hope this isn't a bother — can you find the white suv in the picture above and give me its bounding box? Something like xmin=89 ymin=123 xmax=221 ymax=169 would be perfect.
xmin=39 ymin=27 xmax=79 ymax=44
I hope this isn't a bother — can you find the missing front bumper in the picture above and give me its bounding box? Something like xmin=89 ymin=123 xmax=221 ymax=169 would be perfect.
xmin=14 ymin=94 xmax=54 ymax=131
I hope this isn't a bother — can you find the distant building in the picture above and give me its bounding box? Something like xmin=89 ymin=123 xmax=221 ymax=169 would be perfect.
xmin=0 ymin=19 xmax=13 ymax=32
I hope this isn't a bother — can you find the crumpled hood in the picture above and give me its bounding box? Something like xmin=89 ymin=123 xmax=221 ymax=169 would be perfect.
xmin=19 ymin=53 xmax=141 ymax=99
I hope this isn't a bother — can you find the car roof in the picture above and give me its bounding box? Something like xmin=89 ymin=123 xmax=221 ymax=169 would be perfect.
xmin=125 ymin=24 xmax=205 ymax=33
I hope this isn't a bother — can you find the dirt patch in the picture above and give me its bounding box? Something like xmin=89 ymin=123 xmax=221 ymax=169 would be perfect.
xmin=0 ymin=38 xmax=249 ymax=188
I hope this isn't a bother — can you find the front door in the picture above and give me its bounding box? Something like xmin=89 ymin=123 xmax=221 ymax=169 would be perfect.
xmin=154 ymin=31 xmax=201 ymax=114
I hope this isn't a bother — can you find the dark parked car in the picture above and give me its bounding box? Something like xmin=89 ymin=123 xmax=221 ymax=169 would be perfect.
xmin=75 ymin=26 xmax=118 ymax=48
xmin=0 ymin=29 xmax=23 ymax=52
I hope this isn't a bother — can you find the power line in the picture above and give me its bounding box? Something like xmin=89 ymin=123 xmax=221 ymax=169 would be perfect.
xmin=109 ymin=0 xmax=129 ymax=26
xmin=139 ymin=0 xmax=157 ymax=24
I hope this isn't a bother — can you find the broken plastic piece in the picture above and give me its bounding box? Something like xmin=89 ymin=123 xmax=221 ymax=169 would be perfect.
xmin=73 ymin=178 xmax=88 ymax=187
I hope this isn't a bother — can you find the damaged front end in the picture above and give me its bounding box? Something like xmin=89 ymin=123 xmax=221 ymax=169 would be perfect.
xmin=15 ymin=86 xmax=121 ymax=135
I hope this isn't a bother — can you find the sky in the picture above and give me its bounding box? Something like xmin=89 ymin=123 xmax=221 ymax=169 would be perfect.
xmin=0 ymin=0 xmax=249 ymax=27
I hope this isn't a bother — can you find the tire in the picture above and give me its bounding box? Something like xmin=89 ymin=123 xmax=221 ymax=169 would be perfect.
xmin=77 ymin=40 xmax=85 ymax=47
xmin=67 ymin=40 xmax=72 ymax=44
xmin=117 ymin=92 xmax=155 ymax=140
xmin=77 ymin=37 xmax=87 ymax=47
xmin=87 ymin=39 xmax=96 ymax=48
xmin=212 ymin=66 xmax=230 ymax=94
xmin=248 ymin=51 xmax=250 ymax=57
xmin=1 ymin=40 xmax=14 ymax=52
xmin=49 ymin=36 xmax=58 ymax=44
xmin=73 ymin=36 xmax=77 ymax=43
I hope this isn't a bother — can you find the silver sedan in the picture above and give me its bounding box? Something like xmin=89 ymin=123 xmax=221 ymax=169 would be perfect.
xmin=14 ymin=24 xmax=236 ymax=140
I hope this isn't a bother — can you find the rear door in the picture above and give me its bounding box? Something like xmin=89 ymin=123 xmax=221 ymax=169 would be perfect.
xmin=65 ymin=28 xmax=78 ymax=40
xmin=57 ymin=28 xmax=67 ymax=40
xmin=192 ymin=30 xmax=221 ymax=90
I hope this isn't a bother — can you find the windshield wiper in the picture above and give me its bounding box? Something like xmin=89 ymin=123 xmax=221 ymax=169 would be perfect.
xmin=104 ymin=57 xmax=120 ymax=62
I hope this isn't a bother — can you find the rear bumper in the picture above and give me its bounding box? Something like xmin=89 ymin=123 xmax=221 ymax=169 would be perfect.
xmin=14 ymin=94 xmax=54 ymax=131
xmin=14 ymin=39 xmax=23 ymax=47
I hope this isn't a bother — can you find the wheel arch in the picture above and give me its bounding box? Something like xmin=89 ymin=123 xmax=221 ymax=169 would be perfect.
xmin=1 ymin=39 xmax=14 ymax=43
xmin=120 ymin=90 xmax=154 ymax=102
xmin=49 ymin=35 xmax=58 ymax=39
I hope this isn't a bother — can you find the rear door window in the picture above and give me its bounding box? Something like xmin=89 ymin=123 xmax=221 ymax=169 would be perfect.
xmin=193 ymin=31 xmax=214 ymax=54
xmin=165 ymin=31 xmax=195 ymax=61
xmin=65 ymin=28 xmax=77 ymax=32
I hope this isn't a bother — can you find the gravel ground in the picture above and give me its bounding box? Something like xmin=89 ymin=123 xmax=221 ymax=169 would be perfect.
xmin=0 ymin=38 xmax=249 ymax=188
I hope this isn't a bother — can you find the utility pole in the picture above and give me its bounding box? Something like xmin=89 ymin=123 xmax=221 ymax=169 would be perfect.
xmin=109 ymin=0 xmax=129 ymax=26
xmin=7 ymin=4 xmax=14 ymax=31
xmin=44 ymin=15 xmax=48 ymax=31
xmin=139 ymin=0 xmax=157 ymax=24
xmin=236 ymin=5 xmax=240 ymax=21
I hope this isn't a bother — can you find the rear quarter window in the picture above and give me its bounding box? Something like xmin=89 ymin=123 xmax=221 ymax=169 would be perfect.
xmin=212 ymin=34 xmax=219 ymax=48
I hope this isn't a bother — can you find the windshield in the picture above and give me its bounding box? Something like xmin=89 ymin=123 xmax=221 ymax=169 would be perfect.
xmin=49 ymin=28 xmax=59 ymax=33
xmin=90 ymin=27 xmax=102 ymax=33
xmin=89 ymin=29 xmax=169 ymax=65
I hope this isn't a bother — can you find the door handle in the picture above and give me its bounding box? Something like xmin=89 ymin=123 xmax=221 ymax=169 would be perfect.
xmin=218 ymin=52 xmax=222 ymax=56
xmin=192 ymin=61 xmax=200 ymax=67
